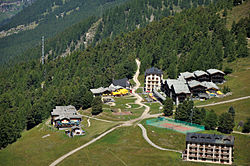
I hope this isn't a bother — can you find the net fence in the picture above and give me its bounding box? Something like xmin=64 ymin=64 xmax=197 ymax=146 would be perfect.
xmin=146 ymin=117 xmax=205 ymax=134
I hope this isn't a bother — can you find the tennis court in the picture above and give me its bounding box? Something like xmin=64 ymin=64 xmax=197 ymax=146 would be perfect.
xmin=146 ymin=117 xmax=205 ymax=134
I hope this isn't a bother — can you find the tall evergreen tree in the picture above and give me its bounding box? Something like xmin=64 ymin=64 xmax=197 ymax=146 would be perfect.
xmin=91 ymin=96 xmax=103 ymax=115
xmin=204 ymin=110 xmax=218 ymax=130
xmin=228 ymin=106 xmax=235 ymax=118
xmin=242 ymin=118 xmax=250 ymax=133
xmin=218 ymin=112 xmax=235 ymax=134
xmin=163 ymin=97 xmax=174 ymax=116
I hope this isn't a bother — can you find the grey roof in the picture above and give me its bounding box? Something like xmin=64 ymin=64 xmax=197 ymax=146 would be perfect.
xmin=172 ymin=82 xmax=190 ymax=94
xmin=51 ymin=105 xmax=76 ymax=116
xmin=113 ymin=78 xmax=130 ymax=88
xmin=207 ymin=69 xmax=225 ymax=75
xmin=51 ymin=105 xmax=82 ymax=120
xmin=153 ymin=89 xmax=166 ymax=101
xmin=187 ymin=80 xmax=205 ymax=88
xmin=90 ymin=84 xmax=123 ymax=94
xmin=165 ymin=79 xmax=182 ymax=89
xmin=193 ymin=70 xmax=208 ymax=77
xmin=177 ymin=75 xmax=186 ymax=82
xmin=201 ymin=81 xmax=219 ymax=90
xmin=179 ymin=72 xmax=195 ymax=79
xmin=90 ymin=87 xmax=106 ymax=94
xmin=145 ymin=67 xmax=163 ymax=75
xmin=186 ymin=133 xmax=234 ymax=146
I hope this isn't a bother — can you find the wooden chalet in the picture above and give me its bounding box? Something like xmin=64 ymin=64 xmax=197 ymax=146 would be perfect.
xmin=193 ymin=70 xmax=210 ymax=82
xmin=51 ymin=105 xmax=82 ymax=129
xmin=171 ymin=82 xmax=191 ymax=105
xmin=187 ymin=80 xmax=206 ymax=96
xmin=179 ymin=72 xmax=196 ymax=82
xmin=206 ymin=69 xmax=225 ymax=83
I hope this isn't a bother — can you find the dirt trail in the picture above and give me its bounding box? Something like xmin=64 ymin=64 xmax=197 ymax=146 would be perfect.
xmin=138 ymin=124 xmax=182 ymax=153
xmin=197 ymin=96 xmax=250 ymax=108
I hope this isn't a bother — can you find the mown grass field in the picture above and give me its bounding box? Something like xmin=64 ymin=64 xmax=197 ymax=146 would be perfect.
xmin=195 ymin=56 xmax=250 ymax=106
xmin=81 ymin=95 xmax=145 ymax=121
xmin=142 ymin=119 xmax=250 ymax=166
xmin=205 ymin=98 xmax=250 ymax=131
xmin=226 ymin=0 xmax=250 ymax=29
xmin=58 ymin=126 xmax=206 ymax=166
xmin=0 ymin=117 xmax=116 ymax=166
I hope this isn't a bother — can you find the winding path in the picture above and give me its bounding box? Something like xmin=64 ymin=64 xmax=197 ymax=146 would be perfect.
xmin=197 ymin=96 xmax=250 ymax=108
xmin=138 ymin=124 xmax=182 ymax=153
xmin=50 ymin=59 xmax=154 ymax=165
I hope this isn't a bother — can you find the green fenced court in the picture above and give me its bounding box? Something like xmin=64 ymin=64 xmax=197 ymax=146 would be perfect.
xmin=146 ymin=117 xmax=205 ymax=134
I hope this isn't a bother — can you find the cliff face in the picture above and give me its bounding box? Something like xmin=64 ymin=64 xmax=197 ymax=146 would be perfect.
xmin=0 ymin=0 xmax=35 ymax=16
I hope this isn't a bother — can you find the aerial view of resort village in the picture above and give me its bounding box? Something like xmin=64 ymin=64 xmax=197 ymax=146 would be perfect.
xmin=0 ymin=0 xmax=249 ymax=166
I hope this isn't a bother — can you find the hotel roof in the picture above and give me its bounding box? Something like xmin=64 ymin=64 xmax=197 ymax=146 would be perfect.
xmin=186 ymin=133 xmax=234 ymax=146
xmin=145 ymin=67 xmax=163 ymax=75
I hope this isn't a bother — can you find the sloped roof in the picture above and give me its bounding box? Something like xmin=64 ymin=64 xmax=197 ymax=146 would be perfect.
xmin=201 ymin=81 xmax=219 ymax=90
xmin=186 ymin=133 xmax=234 ymax=146
xmin=165 ymin=79 xmax=182 ymax=89
xmin=51 ymin=105 xmax=82 ymax=120
xmin=145 ymin=67 xmax=163 ymax=75
xmin=172 ymin=82 xmax=190 ymax=94
xmin=51 ymin=105 xmax=76 ymax=116
xmin=193 ymin=70 xmax=208 ymax=77
xmin=113 ymin=78 xmax=130 ymax=88
xmin=207 ymin=69 xmax=225 ymax=75
xmin=108 ymin=84 xmax=123 ymax=91
xmin=90 ymin=84 xmax=123 ymax=94
xmin=187 ymin=80 xmax=205 ymax=88
xmin=90 ymin=87 xmax=106 ymax=94
xmin=153 ymin=89 xmax=166 ymax=101
xmin=180 ymin=72 xmax=195 ymax=79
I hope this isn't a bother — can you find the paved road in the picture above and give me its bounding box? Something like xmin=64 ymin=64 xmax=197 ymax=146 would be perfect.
xmin=197 ymin=96 xmax=250 ymax=108
xmin=138 ymin=124 xmax=182 ymax=153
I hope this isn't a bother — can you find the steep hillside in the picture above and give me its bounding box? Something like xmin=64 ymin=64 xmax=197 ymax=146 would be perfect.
xmin=0 ymin=0 xmax=248 ymax=149
xmin=0 ymin=0 xmax=128 ymax=64
xmin=0 ymin=0 xmax=228 ymax=65
xmin=0 ymin=0 xmax=35 ymax=24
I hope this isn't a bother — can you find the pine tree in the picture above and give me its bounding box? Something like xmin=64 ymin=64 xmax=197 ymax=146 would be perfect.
xmin=218 ymin=112 xmax=235 ymax=134
xmin=163 ymin=97 xmax=173 ymax=116
xmin=242 ymin=118 xmax=250 ymax=133
xmin=204 ymin=110 xmax=218 ymax=130
xmin=91 ymin=96 xmax=103 ymax=115
xmin=228 ymin=106 xmax=235 ymax=118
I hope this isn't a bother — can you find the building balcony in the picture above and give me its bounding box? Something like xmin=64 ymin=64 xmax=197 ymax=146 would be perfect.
xmin=205 ymin=146 xmax=213 ymax=149
xmin=222 ymin=147 xmax=229 ymax=150
xmin=189 ymin=144 xmax=197 ymax=147
xmin=205 ymin=151 xmax=213 ymax=154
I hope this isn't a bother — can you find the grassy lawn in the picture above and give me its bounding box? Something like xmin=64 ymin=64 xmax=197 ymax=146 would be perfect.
xmin=0 ymin=117 xmax=116 ymax=166
xmin=226 ymin=0 xmax=250 ymax=29
xmin=58 ymin=126 xmax=204 ymax=166
xmin=145 ymin=102 xmax=162 ymax=114
xmin=195 ymin=57 xmax=250 ymax=106
xmin=205 ymin=98 xmax=250 ymax=131
xmin=141 ymin=119 xmax=250 ymax=166
xmin=81 ymin=95 xmax=145 ymax=121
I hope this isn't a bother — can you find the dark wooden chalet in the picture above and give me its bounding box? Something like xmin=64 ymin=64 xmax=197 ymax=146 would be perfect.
xmin=187 ymin=80 xmax=206 ymax=96
xmin=193 ymin=70 xmax=210 ymax=82
xmin=206 ymin=69 xmax=225 ymax=83
xmin=171 ymin=82 xmax=191 ymax=105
